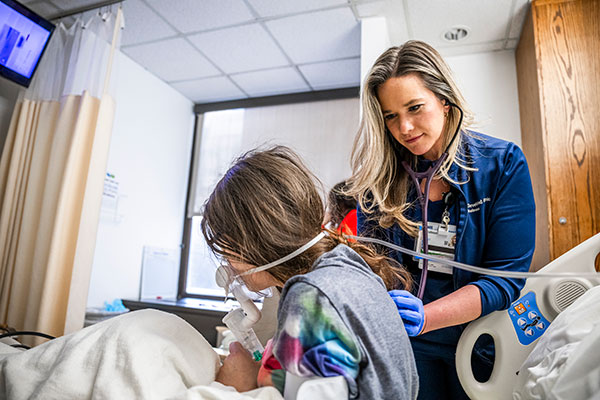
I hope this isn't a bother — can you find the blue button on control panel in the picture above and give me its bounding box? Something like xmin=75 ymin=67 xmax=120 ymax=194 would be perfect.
xmin=508 ymin=291 xmax=550 ymax=345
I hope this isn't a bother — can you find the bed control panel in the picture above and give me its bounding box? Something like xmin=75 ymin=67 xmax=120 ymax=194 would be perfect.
xmin=508 ymin=291 xmax=550 ymax=345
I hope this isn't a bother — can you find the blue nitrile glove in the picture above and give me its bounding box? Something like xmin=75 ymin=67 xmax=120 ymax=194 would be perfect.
xmin=389 ymin=290 xmax=425 ymax=336
xmin=103 ymin=299 xmax=128 ymax=312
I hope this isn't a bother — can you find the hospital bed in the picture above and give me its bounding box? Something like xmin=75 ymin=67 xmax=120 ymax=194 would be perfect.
xmin=456 ymin=232 xmax=600 ymax=399
xmin=1 ymin=235 xmax=598 ymax=399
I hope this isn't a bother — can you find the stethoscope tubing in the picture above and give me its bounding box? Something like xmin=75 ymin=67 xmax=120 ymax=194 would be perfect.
xmin=401 ymin=100 xmax=463 ymax=298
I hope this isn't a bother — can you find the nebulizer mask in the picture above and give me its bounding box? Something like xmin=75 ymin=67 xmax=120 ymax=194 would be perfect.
xmin=215 ymin=231 xmax=327 ymax=361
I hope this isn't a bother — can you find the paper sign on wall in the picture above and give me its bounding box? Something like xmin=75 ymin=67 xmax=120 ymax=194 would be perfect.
xmin=139 ymin=246 xmax=180 ymax=300
xmin=101 ymin=172 xmax=124 ymax=223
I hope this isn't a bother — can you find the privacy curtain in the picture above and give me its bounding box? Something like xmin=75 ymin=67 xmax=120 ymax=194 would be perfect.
xmin=0 ymin=7 xmax=123 ymax=341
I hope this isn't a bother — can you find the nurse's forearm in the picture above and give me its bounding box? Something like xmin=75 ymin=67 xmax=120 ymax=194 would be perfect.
xmin=421 ymin=284 xmax=481 ymax=334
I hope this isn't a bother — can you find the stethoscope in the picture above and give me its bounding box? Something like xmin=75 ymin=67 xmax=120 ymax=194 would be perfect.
xmin=400 ymin=100 xmax=463 ymax=299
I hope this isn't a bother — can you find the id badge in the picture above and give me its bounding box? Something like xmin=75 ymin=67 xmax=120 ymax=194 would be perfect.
xmin=414 ymin=222 xmax=457 ymax=275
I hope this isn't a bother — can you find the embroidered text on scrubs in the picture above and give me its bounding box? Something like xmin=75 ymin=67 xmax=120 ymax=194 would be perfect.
xmin=467 ymin=197 xmax=491 ymax=213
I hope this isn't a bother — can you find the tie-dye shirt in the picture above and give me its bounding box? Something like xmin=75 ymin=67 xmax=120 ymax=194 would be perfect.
xmin=257 ymin=282 xmax=361 ymax=394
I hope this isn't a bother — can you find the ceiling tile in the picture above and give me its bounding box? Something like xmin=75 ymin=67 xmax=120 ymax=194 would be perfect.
xmin=25 ymin=1 xmax=60 ymax=18
xmin=171 ymin=76 xmax=246 ymax=103
xmin=123 ymin=38 xmax=219 ymax=82
xmin=120 ymin=0 xmax=177 ymax=46
xmin=509 ymin=0 xmax=531 ymax=38
xmin=231 ymin=67 xmax=309 ymax=96
xmin=188 ymin=24 xmax=289 ymax=74
xmin=406 ymin=0 xmax=512 ymax=48
xmin=354 ymin=0 xmax=388 ymax=19
xmin=145 ymin=0 xmax=254 ymax=33
xmin=49 ymin=0 xmax=103 ymax=11
xmin=299 ymin=58 xmax=360 ymax=90
xmin=265 ymin=7 xmax=360 ymax=64
xmin=247 ymin=0 xmax=347 ymax=18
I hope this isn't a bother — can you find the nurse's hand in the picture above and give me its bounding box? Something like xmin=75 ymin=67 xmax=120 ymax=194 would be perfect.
xmin=389 ymin=290 xmax=426 ymax=336
xmin=215 ymin=341 xmax=261 ymax=392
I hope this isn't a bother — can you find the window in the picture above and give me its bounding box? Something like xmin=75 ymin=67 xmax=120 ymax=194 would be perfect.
xmin=185 ymin=109 xmax=244 ymax=297
xmin=180 ymin=95 xmax=359 ymax=299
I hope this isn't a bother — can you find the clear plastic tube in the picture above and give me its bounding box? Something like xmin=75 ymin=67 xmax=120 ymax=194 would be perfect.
xmin=348 ymin=235 xmax=600 ymax=279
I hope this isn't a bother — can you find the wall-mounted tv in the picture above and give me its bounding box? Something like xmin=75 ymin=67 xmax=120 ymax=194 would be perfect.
xmin=0 ymin=0 xmax=54 ymax=87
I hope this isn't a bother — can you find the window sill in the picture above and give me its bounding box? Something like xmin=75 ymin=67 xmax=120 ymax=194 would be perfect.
xmin=122 ymin=297 xmax=232 ymax=316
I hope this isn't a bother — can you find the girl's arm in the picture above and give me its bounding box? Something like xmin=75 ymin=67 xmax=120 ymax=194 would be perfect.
xmin=258 ymin=282 xmax=361 ymax=395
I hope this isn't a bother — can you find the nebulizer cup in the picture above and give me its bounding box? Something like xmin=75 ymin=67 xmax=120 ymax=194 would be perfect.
xmin=216 ymin=266 xmax=266 ymax=361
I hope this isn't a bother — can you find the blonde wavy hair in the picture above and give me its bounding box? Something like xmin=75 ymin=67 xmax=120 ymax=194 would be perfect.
xmin=349 ymin=40 xmax=475 ymax=236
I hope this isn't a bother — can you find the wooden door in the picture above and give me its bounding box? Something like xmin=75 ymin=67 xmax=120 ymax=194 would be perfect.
xmin=517 ymin=0 xmax=600 ymax=268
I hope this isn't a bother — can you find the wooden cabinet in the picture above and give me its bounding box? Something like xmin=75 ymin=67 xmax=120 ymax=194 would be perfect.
xmin=516 ymin=0 xmax=599 ymax=270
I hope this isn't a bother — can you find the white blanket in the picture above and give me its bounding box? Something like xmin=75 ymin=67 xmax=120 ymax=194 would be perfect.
xmin=513 ymin=285 xmax=600 ymax=400
xmin=0 ymin=309 xmax=283 ymax=400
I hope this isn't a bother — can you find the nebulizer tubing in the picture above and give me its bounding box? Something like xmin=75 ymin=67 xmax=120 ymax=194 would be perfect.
xmin=401 ymin=100 xmax=463 ymax=299
xmin=235 ymin=232 xmax=328 ymax=278
xmin=347 ymin=235 xmax=600 ymax=279
xmin=217 ymin=232 xmax=328 ymax=361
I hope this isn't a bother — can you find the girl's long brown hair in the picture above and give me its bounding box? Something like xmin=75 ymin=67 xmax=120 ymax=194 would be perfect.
xmin=201 ymin=146 xmax=412 ymax=291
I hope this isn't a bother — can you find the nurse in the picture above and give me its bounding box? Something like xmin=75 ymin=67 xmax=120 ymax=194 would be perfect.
xmin=349 ymin=40 xmax=535 ymax=399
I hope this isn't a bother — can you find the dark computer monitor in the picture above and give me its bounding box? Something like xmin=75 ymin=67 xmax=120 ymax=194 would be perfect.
xmin=0 ymin=0 xmax=54 ymax=87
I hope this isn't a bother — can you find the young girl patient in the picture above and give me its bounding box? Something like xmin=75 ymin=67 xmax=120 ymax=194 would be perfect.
xmin=203 ymin=146 xmax=418 ymax=399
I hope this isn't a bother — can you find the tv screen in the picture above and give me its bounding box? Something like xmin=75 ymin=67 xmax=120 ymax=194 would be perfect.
xmin=0 ymin=0 xmax=54 ymax=87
